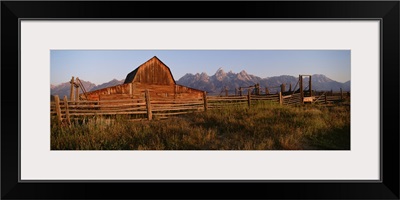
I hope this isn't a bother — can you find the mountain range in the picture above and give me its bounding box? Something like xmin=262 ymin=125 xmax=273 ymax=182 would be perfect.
xmin=51 ymin=69 xmax=350 ymax=98
xmin=176 ymin=68 xmax=350 ymax=94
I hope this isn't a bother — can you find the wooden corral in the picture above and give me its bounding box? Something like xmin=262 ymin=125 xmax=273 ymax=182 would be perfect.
xmin=79 ymin=56 xmax=204 ymax=101
xmin=51 ymin=90 xmax=350 ymax=124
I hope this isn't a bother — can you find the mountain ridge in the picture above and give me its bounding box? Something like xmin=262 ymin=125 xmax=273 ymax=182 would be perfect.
xmin=176 ymin=68 xmax=350 ymax=94
xmin=51 ymin=70 xmax=350 ymax=98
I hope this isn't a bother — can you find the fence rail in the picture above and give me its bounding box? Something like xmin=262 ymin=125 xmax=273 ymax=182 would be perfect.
xmin=51 ymin=90 xmax=349 ymax=123
xmin=282 ymin=93 xmax=302 ymax=105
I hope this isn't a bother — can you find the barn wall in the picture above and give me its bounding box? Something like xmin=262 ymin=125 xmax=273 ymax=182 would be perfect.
xmin=82 ymin=83 xmax=203 ymax=101
xmin=132 ymin=58 xmax=175 ymax=85
xmin=175 ymin=84 xmax=202 ymax=94
xmin=82 ymin=83 xmax=131 ymax=101
xmin=134 ymin=83 xmax=203 ymax=99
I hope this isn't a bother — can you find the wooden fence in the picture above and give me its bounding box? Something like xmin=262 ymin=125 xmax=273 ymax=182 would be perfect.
xmin=51 ymin=90 xmax=204 ymax=123
xmin=206 ymin=93 xmax=280 ymax=108
xmin=51 ymin=90 xmax=349 ymax=123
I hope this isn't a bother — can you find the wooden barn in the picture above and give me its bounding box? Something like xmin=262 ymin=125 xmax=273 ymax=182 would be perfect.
xmin=80 ymin=56 xmax=204 ymax=101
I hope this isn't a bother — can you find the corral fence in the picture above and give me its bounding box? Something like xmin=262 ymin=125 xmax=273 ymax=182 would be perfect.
xmin=51 ymin=89 xmax=349 ymax=124
xmin=281 ymin=91 xmax=349 ymax=106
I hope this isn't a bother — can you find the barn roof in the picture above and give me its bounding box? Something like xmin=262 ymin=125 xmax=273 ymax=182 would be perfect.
xmin=124 ymin=56 xmax=176 ymax=84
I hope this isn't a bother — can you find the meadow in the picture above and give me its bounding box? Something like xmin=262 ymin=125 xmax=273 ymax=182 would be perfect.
xmin=51 ymin=102 xmax=350 ymax=150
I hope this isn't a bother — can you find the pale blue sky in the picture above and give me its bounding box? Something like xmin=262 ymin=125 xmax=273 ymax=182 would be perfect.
xmin=50 ymin=50 xmax=350 ymax=85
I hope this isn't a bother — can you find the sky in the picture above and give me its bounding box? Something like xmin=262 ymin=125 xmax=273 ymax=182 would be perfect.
xmin=50 ymin=50 xmax=350 ymax=85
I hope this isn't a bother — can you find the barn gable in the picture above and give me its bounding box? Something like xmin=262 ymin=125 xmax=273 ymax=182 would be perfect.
xmin=81 ymin=56 xmax=204 ymax=101
xmin=124 ymin=56 xmax=176 ymax=85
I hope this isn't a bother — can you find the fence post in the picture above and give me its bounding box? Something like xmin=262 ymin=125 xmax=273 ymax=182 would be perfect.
xmin=340 ymin=88 xmax=343 ymax=100
xmin=145 ymin=89 xmax=152 ymax=120
xmin=279 ymin=92 xmax=283 ymax=105
xmin=63 ymin=96 xmax=71 ymax=124
xmin=203 ymin=91 xmax=208 ymax=112
xmin=265 ymin=87 xmax=269 ymax=95
xmin=255 ymin=83 xmax=260 ymax=95
xmin=281 ymin=83 xmax=286 ymax=93
xmin=309 ymin=76 xmax=312 ymax=97
xmin=75 ymin=85 xmax=80 ymax=101
xmin=299 ymin=75 xmax=304 ymax=104
xmin=247 ymin=89 xmax=251 ymax=107
xmin=325 ymin=92 xmax=327 ymax=104
xmin=239 ymin=87 xmax=242 ymax=96
xmin=70 ymin=76 xmax=75 ymax=101
xmin=54 ymin=95 xmax=62 ymax=123
xmin=225 ymin=88 xmax=228 ymax=97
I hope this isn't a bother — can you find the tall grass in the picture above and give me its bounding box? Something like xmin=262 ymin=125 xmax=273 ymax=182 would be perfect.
xmin=51 ymin=102 xmax=350 ymax=150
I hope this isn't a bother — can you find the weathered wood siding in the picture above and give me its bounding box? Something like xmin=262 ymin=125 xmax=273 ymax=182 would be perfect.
xmin=131 ymin=57 xmax=175 ymax=85
xmin=174 ymin=85 xmax=204 ymax=99
xmin=82 ymin=83 xmax=203 ymax=101
xmin=83 ymin=83 xmax=132 ymax=101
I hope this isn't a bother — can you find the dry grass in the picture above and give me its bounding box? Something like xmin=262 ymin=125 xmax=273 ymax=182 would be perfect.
xmin=51 ymin=102 xmax=350 ymax=150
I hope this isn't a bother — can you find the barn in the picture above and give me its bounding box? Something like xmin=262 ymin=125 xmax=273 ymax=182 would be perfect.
xmin=80 ymin=56 xmax=204 ymax=101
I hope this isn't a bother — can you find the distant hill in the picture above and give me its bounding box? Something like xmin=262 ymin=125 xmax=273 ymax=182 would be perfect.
xmin=176 ymin=68 xmax=350 ymax=94
xmin=50 ymin=80 xmax=101 ymax=99
xmin=89 ymin=79 xmax=124 ymax=91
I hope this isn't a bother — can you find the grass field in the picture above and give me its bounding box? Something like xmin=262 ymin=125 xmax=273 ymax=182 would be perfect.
xmin=51 ymin=102 xmax=350 ymax=150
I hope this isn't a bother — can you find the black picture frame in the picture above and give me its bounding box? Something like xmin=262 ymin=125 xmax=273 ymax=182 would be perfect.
xmin=2 ymin=1 xmax=399 ymax=199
